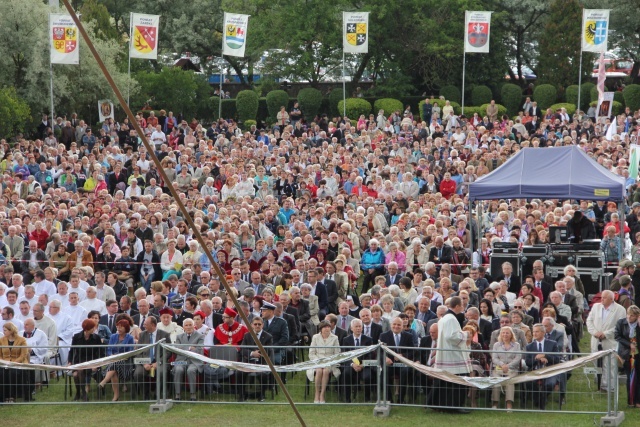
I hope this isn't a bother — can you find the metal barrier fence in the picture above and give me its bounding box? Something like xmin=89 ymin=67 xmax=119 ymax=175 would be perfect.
xmin=0 ymin=342 xmax=622 ymax=419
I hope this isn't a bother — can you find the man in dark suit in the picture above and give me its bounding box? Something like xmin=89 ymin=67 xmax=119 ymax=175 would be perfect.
xmin=324 ymin=275 xmax=339 ymax=315
xmin=359 ymin=309 xmax=382 ymax=344
xmin=525 ymin=324 xmax=560 ymax=410
xmin=384 ymin=262 xmax=402 ymax=287
xmin=379 ymin=316 xmax=415 ymax=404
xmin=99 ymin=299 xmax=119 ymax=333
xmin=170 ymin=300 xmax=193 ymax=327
xmin=309 ymin=269 xmax=329 ymax=319
xmin=340 ymin=319 xmax=375 ymax=402
xmin=529 ymin=101 xmax=542 ymax=119
xmin=237 ymin=316 xmax=274 ymax=402
xmin=532 ymin=268 xmax=553 ymax=302
xmin=277 ymin=297 xmax=300 ymax=344
xmin=415 ymin=298 xmax=437 ymax=328
xmin=20 ymin=240 xmax=48 ymax=284
xmin=464 ymin=307 xmax=492 ymax=349
xmin=261 ymin=302 xmax=289 ymax=363
xmin=495 ymin=261 xmax=522 ymax=296
xmin=118 ymin=295 xmax=139 ymax=317
xmin=326 ymin=313 xmax=348 ymax=345
xmin=249 ymin=271 xmax=266 ymax=296
xmin=428 ymin=236 xmax=452 ymax=268
xmin=132 ymin=299 xmax=158 ymax=331
xmin=133 ymin=316 xmax=171 ymax=399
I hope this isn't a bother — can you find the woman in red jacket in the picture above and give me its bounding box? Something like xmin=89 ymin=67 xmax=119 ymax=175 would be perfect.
xmin=439 ymin=172 xmax=456 ymax=200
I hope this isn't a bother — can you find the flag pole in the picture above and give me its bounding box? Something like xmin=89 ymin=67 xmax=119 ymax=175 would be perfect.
xmin=220 ymin=13 xmax=225 ymax=120
xmin=50 ymin=62 xmax=55 ymax=120
xmin=461 ymin=50 xmax=466 ymax=116
xmin=127 ymin=12 xmax=132 ymax=107
xmin=342 ymin=12 xmax=346 ymax=118
xmin=219 ymin=62 xmax=223 ymax=119
xmin=577 ymin=51 xmax=583 ymax=117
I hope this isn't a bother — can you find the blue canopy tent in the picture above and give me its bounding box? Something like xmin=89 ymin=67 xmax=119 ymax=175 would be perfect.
xmin=468 ymin=145 xmax=627 ymax=259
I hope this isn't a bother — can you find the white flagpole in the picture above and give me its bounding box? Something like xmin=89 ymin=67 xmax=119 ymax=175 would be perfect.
xmin=219 ymin=65 xmax=223 ymax=119
xmin=50 ymin=62 xmax=55 ymax=120
xmin=342 ymin=12 xmax=346 ymax=118
xmin=461 ymin=50 xmax=466 ymax=116
xmin=127 ymin=12 xmax=132 ymax=106
xmin=577 ymin=51 xmax=583 ymax=116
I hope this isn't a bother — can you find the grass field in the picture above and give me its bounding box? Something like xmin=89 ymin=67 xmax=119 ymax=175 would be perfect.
xmin=5 ymin=332 xmax=640 ymax=427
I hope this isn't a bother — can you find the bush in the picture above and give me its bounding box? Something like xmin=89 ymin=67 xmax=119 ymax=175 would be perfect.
xmin=533 ymin=84 xmax=558 ymax=109
xmin=439 ymin=85 xmax=462 ymax=104
xmin=242 ymin=119 xmax=257 ymax=129
xmin=374 ymin=98 xmax=403 ymax=116
xmin=478 ymin=103 xmax=507 ymax=118
xmin=236 ymin=90 xmax=259 ymax=122
xmin=623 ymin=84 xmax=640 ymax=111
xmin=565 ymin=85 xmax=580 ymax=107
xmin=501 ymin=83 xmax=523 ymax=116
xmin=265 ymin=90 xmax=289 ymax=122
xmin=580 ymin=83 xmax=595 ymax=109
xmin=590 ymin=85 xmax=608 ymax=102
xmin=471 ymin=85 xmax=493 ymax=106
xmin=297 ymin=88 xmax=323 ymax=120
xmin=549 ymin=103 xmax=577 ymax=116
xmin=328 ymin=88 xmax=345 ymax=117
xmin=337 ymin=98 xmax=372 ymax=120
xmin=588 ymin=100 xmax=623 ymax=116
xmin=614 ymin=91 xmax=625 ymax=106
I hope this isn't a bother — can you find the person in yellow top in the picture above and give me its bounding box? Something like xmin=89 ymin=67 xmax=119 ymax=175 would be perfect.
xmin=0 ymin=322 xmax=31 ymax=402
xmin=80 ymin=170 xmax=99 ymax=193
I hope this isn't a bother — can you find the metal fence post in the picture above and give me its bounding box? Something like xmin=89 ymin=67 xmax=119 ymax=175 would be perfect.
xmin=382 ymin=350 xmax=388 ymax=404
xmin=162 ymin=343 xmax=168 ymax=403
xmin=607 ymin=352 xmax=612 ymax=415
xmin=613 ymin=351 xmax=619 ymax=416
xmin=376 ymin=361 xmax=382 ymax=405
xmin=155 ymin=341 xmax=161 ymax=404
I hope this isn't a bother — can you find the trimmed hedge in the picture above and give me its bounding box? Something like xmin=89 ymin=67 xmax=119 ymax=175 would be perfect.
xmin=549 ymin=103 xmax=577 ymax=116
xmin=236 ymin=90 xmax=259 ymax=122
xmin=328 ymin=88 xmax=345 ymax=117
xmin=374 ymin=98 xmax=403 ymax=116
xmin=243 ymin=119 xmax=257 ymax=128
xmin=589 ymin=100 xmax=623 ymax=116
xmin=565 ymin=85 xmax=579 ymax=108
xmin=439 ymin=86 xmax=462 ymax=104
xmin=533 ymin=84 xmax=557 ymax=110
xmin=338 ymin=98 xmax=372 ymax=119
xmin=501 ymin=83 xmax=523 ymax=116
xmin=580 ymin=83 xmax=595 ymax=111
xmin=471 ymin=85 xmax=492 ymax=107
xmin=210 ymin=98 xmax=237 ymax=120
xmin=297 ymin=88 xmax=323 ymax=120
xmin=265 ymin=90 xmax=289 ymax=122
xmin=623 ymin=85 xmax=640 ymax=111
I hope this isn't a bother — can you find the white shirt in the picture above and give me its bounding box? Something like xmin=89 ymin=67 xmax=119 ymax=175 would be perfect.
xmin=62 ymin=305 xmax=87 ymax=334
xmin=49 ymin=311 xmax=74 ymax=344
xmin=24 ymin=328 xmax=49 ymax=364
xmin=33 ymin=280 xmax=57 ymax=298
xmin=151 ymin=130 xmax=166 ymax=145
xmin=79 ymin=298 xmax=107 ymax=315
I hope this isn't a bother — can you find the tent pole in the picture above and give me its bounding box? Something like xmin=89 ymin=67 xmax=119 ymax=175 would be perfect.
xmin=619 ymin=199 xmax=626 ymax=262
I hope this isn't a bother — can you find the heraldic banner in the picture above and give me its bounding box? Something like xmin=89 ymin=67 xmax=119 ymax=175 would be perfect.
xmin=464 ymin=11 xmax=492 ymax=54
xmin=581 ymin=9 xmax=609 ymax=53
xmin=130 ymin=13 xmax=160 ymax=60
xmin=50 ymin=13 xmax=79 ymax=65
xmin=222 ymin=13 xmax=250 ymax=58
xmin=343 ymin=12 xmax=369 ymax=54
xmin=98 ymin=100 xmax=114 ymax=122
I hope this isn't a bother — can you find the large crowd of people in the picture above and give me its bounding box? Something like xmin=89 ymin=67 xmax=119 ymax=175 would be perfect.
xmin=0 ymin=94 xmax=639 ymax=409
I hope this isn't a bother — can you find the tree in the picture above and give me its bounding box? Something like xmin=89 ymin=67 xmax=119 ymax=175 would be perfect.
xmin=0 ymin=87 xmax=31 ymax=139
xmin=536 ymin=0 xmax=589 ymax=90
xmin=0 ymin=0 xmax=135 ymax=123
xmin=133 ymin=68 xmax=199 ymax=117
xmin=498 ymin=0 xmax=548 ymax=84
xmin=603 ymin=0 xmax=640 ymax=83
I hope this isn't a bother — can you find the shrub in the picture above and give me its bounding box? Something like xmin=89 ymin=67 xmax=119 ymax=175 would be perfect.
xmin=337 ymin=98 xmax=372 ymax=120
xmin=471 ymin=85 xmax=493 ymax=106
xmin=589 ymin=100 xmax=623 ymax=116
xmin=462 ymin=106 xmax=481 ymax=117
xmin=242 ymin=119 xmax=257 ymax=129
xmin=501 ymin=83 xmax=523 ymax=116
xmin=565 ymin=85 xmax=580 ymax=107
xmin=328 ymin=88 xmax=345 ymax=117
xmin=533 ymin=84 xmax=557 ymax=109
xmin=623 ymin=84 xmax=640 ymax=111
xmin=374 ymin=98 xmax=403 ymax=116
xmin=265 ymin=90 xmax=289 ymax=122
xmin=297 ymin=88 xmax=323 ymax=120
xmin=479 ymin=103 xmax=507 ymax=118
xmin=439 ymin=85 xmax=462 ymax=104
xmin=549 ymin=103 xmax=577 ymax=116
xmin=581 ymin=83 xmax=595 ymax=110
xmin=614 ymin=91 xmax=625 ymax=106
xmin=236 ymin=90 xmax=259 ymax=122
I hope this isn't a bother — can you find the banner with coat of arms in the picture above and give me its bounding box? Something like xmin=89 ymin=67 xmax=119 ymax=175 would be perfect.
xmin=464 ymin=11 xmax=492 ymax=53
xmin=222 ymin=12 xmax=250 ymax=58
xmin=129 ymin=13 xmax=160 ymax=59
xmin=343 ymin=12 xmax=369 ymax=54
xmin=50 ymin=13 xmax=79 ymax=64
xmin=581 ymin=9 xmax=609 ymax=53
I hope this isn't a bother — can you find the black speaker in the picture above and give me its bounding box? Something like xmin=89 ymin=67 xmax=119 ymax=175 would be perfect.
xmin=521 ymin=246 xmax=547 ymax=278
xmin=579 ymin=271 xmax=601 ymax=298
xmin=490 ymin=254 xmax=520 ymax=279
xmin=576 ymin=254 xmax=603 ymax=269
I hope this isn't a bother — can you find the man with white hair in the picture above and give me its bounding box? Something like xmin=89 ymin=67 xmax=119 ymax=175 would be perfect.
xmin=79 ymin=286 xmax=107 ymax=315
xmin=549 ymin=289 xmax=572 ymax=320
xmin=48 ymin=300 xmax=74 ymax=364
xmin=586 ymin=290 xmax=626 ymax=391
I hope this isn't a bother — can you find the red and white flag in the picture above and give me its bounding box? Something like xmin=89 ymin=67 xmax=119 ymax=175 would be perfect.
xmin=130 ymin=13 xmax=160 ymax=60
xmin=596 ymin=52 xmax=606 ymax=104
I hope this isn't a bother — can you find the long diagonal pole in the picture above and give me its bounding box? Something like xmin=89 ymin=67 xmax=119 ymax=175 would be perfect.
xmin=60 ymin=2 xmax=306 ymax=425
